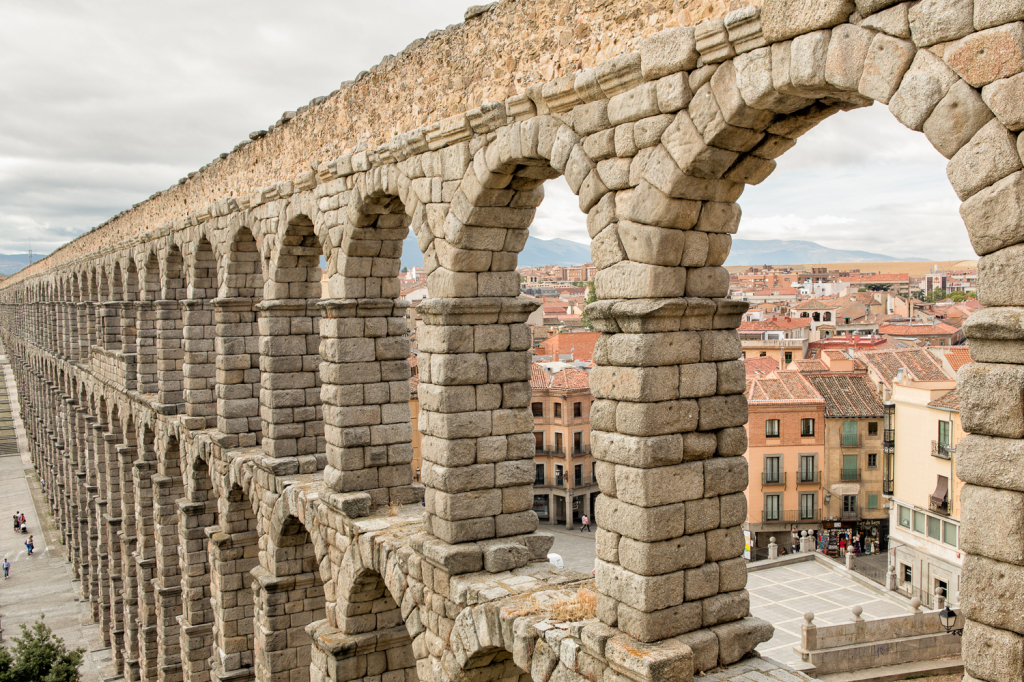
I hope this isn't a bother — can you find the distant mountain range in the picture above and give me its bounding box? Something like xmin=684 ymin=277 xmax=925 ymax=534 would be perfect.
xmin=0 ymin=253 xmax=41 ymax=276
xmin=400 ymin=235 xmax=922 ymax=269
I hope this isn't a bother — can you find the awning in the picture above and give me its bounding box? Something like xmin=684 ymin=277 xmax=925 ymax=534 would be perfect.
xmin=930 ymin=475 xmax=949 ymax=507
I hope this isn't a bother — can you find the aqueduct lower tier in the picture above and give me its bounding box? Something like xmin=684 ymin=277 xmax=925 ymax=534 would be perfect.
xmin=4 ymin=0 xmax=1024 ymax=680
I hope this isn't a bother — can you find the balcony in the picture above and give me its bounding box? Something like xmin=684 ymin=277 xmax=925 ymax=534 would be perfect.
xmin=841 ymin=508 xmax=859 ymax=520
xmin=841 ymin=434 xmax=861 ymax=448
xmin=535 ymin=475 xmax=546 ymax=486
xmin=572 ymin=446 xmax=591 ymax=456
xmin=762 ymin=509 xmax=821 ymax=523
xmin=741 ymin=338 xmax=805 ymax=348
xmin=883 ymin=429 xmax=895 ymax=455
xmin=883 ymin=477 xmax=894 ymax=495
xmin=797 ymin=469 xmax=820 ymax=484
xmin=841 ymin=467 xmax=860 ymax=481
xmin=536 ymin=447 xmax=566 ymax=457
xmin=762 ymin=472 xmax=787 ymax=487
xmin=930 ymin=440 xmax=953 ymax=460
xmin=930 ymin=498 xmax=950 ymax=516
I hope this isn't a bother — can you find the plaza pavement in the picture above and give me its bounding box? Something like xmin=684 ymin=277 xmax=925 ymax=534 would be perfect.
xmin=0 ymin=354 xmax=115 ymax=681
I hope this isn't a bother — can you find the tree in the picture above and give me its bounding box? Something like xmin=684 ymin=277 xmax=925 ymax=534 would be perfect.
xmin=579 ymin=282 xmax=598 ymax=331
xmin=0 ymin=616 xmax=84 ymax=682
xmin=401 ymin=267 xmax=408 ymax=273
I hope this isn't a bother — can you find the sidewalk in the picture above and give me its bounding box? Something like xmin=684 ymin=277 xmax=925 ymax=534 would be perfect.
xmin=0 ymin=354 xmax=116 ymax=681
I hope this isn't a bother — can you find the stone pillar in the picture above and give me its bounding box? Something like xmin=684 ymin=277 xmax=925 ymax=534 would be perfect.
xmin=153 ymin=468 xmax=184 ymax=682
xmin=549 ymin=492 xmax=557 ymax=526
xmin=208 ymin=494 xmax=258 ymax=682
xmin=155 ymin=301 xmax=184 ymax=413
xmin=133 ymin=458 xmax=159 ymax=682
xmin=118 ymin=443 xmax=140 ymax=681
xmin=136 ymin=301 xmax=159 ymax=395
xmin=177 ymin=500 xmax=216 ymax=682
xmin=319 ymin=299 xmax=417 ymax=508
xmin=77 ymin=301 xmax=92 ymax=362
xmin=416 ymin=297 xmax=539 ymax=556
xmin=256 ymin=299 xmax=322 ymax=461
xmin=213 ymin=298 xmax=261 ymax=449
xmin=100 ymin=300 xmax=123 ymax=351
xmin=587 ymin=297 xmax=768 ymax=650
xmin=104 ymin=433 xmax=126 ymax=663
xmin=122 ymin=301 xmax=138 ymax=390
xmin=251 ymin=567 xmax=324 ymax=682
xmin=86 ymin=300 xmax=98 ymax=356
xmin=181 ymin=300 xmax=216 ymax=428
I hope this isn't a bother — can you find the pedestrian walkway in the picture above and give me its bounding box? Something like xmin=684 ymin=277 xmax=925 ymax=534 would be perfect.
xmin=750 ymin=559 xmax=913 ymax=667
xmin=544 ymin=523 xmax=597 ymax=574
xmin=0 ymin=353 xmax=115 ymax=681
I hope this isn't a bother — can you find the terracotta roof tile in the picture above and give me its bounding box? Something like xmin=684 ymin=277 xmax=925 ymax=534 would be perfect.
xmin=878 ymin=321 xmax=958 ymax=336
xmin=858 ymin=347 xmax=951 ymax=387
xmin=539 ymin=331 xmax=600 ymax=362
xmin=746 ymin=371 xmax=824 ymax=405
xmin=805 ymin=374 xmax=884 ymax=418
xmin=744 ymin=356 xmax=780 ymax=375
xmin=944 ymin=347 xmax=973 ymax=371
xmin=928 ymin=389 xmax=961 ymax=411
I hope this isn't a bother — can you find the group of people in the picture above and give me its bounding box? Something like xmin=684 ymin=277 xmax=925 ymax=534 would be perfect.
xmin=6 ymin=511 xmax=34 ymax=578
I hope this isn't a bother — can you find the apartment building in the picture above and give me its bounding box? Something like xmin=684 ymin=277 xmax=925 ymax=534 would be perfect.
xmin=744 ymin=371 xmax=826 ymax=557
xmin=738 ymin=318 xmax=811 ymax=368
xmin=886 ymin=371 xmax=964 ymax=607
xmin=803 ymin=365 xmax=889 ymax=555
xmin=530 ymin=363 xmax=597 ymax=529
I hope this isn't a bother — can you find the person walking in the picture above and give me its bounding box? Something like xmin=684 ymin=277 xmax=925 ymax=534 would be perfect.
xmin=2 ymin=557 xmax=8 ymax=578
xmin=25 ymin=536 xmax=33 ymax=556
xmin=580 ymin=514 xmax=590 ymax=532
xmin=13 ymin=512 xmax=19 ymax=532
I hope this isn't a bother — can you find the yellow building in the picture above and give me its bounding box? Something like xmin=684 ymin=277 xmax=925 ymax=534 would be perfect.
xmin=887 ymin=371 xmax=964 ymax=607
xmin=530 ymin=363 xmax=596 ymax=529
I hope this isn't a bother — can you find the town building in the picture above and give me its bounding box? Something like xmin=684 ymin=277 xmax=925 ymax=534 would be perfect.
xmin=886 ymin=370 xmax=964 ymax=607
xmin=743 ymin=370 xmax=826 ymax=558
xmin=738 ymin=318 xmax=811 ymax=367
xmin=529 ymin=363 xmax=597 ymax=529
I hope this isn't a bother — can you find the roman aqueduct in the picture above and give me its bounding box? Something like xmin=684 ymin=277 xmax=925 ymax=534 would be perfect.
xmin=2 ymin=0 xmax=1024 ymax=680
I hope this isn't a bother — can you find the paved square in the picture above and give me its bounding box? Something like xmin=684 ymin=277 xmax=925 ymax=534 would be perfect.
xmin=750 ymin=559 xmax=914 ymax=666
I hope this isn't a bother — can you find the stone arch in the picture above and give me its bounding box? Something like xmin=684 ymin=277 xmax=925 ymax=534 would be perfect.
xmin=216 ymin=223 xmax=265 ymax=448
xmin=179 ymin=446 xmax=218 ymax=682
xmin=182 ymin=233 xmax=219 ymax=427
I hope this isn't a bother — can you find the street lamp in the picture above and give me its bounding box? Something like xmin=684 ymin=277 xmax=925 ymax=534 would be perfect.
xmin=938 ymin=604 xmax=962 ymax=636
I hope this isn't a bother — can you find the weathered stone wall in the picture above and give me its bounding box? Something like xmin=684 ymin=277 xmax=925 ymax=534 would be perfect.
xmin=5 ymin=1 xmax=1024 ymax=681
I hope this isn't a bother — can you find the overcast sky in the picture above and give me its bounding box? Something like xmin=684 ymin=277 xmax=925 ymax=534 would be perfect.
xmin=1 ymin=1 xmax=974 ymax=263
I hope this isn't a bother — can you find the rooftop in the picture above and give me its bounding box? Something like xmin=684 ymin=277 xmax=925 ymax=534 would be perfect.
xmin=858 ymin=347 xmax=951 ymax=388
xmin=805 ymin=373 xmax=885 ymax=418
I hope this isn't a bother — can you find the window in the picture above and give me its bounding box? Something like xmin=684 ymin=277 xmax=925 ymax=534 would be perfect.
xmin=766 ymin=419 xmax=780 ymax=438
xmin=800 ymin=493 xmax=816 ymax=520
xmin=943 ymin=521 xmax=958 ymax=547
xmin=785 ymin=351 xmax=793 ymax=364
xmin=868 ymin=421 xmax=878 ymax=435
xmin=799 ymin=454 xmax=816 ymax=482
xmin=868 ymin=453 xmax=877 ymax=468
xmin=765 ymin=494 xmax=781 ymax=521
xmin=764 ymin=456 xmax=781 ymax=484
xmin=532 ymin=402 xmax=543 ymax=417
xmin=555 ymin=465 xmax=564 ymax=484
xmin=927 ymin=515 xmax=941 ymax=540
xmin=938 ymin=420 xmax=951 ymax=447
xmin=801 ymin=418 xmax=815 ymax=437
xmin=899 ymin=505 xmax=911 ymax=528
xmin=843 ymin=494 xmax=858 ymax=514
xmin=759 ymin=351 xmax=767 ymax=357
xmin=868 ymin=494 xmax=878 ymax=509
xmin=903 ymin=564 xmax=912 ymax=583
xmin=574 ymin=464 xmax=583 ymax=487
xmin=573 ymin=402 xmax=582 ymax=418
xmin=555 ymin=432 xmax=564 ymax=454
xmin=842 ymin=454 xmax=858 ymax=480
xmin=573 ymin=432 xmax=583 ymax=455
xmin=914 ymin=510 xmax=926 ymax=534
xmin=842 ymin=421 xmax=858 ymax=446
xmin=535 ymin=464 xmax=545 ymax=485
xmin=554 ymin=403 xmax=562 ymax=419
xmin=534 ymin=432 xmax=544 ymax=453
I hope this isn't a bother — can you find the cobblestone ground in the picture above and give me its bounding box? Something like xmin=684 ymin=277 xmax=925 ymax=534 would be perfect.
xmin=545 ymin=524 xmax=598 ymax=574
xmin=0 ymin=357 xmax=114 ymax=682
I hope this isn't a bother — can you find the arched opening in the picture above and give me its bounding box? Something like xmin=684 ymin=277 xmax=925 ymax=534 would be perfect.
xmin=320 ymin=191 xmax=416 ymax=508
xmin=183 ymin=236 xmax=219 ymax=428
xmin=157 ymin=245 xmax=186 ymax=411
xmin=209 ymin=484 xmax=258 ymax=680
xmin=216 ymin=226 xmax=264 ymax=448
xmin=136 ymin=253 xmax=161 ymax=395
xmin=260 ymin=215 xmax=325 ymax=459
xmin=178 ymin=453 xmax=217 ymax=682
xmin=123 ymin=260 xmax=139 ymax=389
xmin=153 ymin=435 xmax=185 ymax=677
xmin=102 ymin=262 xmax=122 ymax=351
xmin=133 ymin=423 xmax=159 ymax=681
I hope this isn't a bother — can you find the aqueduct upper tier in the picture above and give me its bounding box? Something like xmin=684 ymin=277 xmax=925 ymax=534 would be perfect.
xmin=4 ymin=1 xmax=1024 ymax=681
